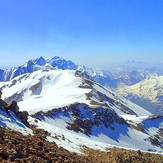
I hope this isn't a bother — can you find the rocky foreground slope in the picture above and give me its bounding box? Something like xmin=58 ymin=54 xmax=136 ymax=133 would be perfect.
xmin=0 ymin=126 xmax=163 ymax=163
xmin=0 ymin=126 xmax=90 ymax=163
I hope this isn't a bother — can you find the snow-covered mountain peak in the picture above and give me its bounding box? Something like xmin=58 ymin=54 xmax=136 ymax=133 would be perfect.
xmin=32 ymin=56 xmax=46 ymax=66
xmin=47 ymin=56 xmax=63 ymax=61
xmin=0 ymin=56 xmax=79 ymax=82
xmin=0 ymin=69 xmax=90 ymax=114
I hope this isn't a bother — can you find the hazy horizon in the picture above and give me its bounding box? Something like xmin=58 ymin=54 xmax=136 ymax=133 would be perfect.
xmin=0 ymin=55 xmax=162 ymax=70
xmin=0 ymin=1 xmax=163 ymax=69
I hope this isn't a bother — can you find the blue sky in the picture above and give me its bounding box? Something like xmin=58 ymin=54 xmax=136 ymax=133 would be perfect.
xmin=0 ymin=0 xmax=163 ymax=69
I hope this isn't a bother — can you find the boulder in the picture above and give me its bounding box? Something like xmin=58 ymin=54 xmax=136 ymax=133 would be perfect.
xmin=0 ymin=99 xmax=7 ymax=109
xmin=7 ymin=101 xmax=19 ymax=114
xmin=18 ymin=111 xmax=29 ymax=127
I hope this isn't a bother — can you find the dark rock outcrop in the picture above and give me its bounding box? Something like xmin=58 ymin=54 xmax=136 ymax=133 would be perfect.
xmin=0 ymin=99 xmax=8 ymax=110
xmin=0 ymin=91 xmax=2 ymax=99
xmin=0 ymin=92 xmax=29 ymax=127
xmin=7 ymin=101 xmax=19 ymax=114
xmin=17 ymin=111 xmax=29 ymax=127
xmin=33 ymin=103 xmax=128 ymax=138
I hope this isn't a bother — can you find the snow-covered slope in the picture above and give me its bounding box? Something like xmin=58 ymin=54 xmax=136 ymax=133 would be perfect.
xmin=0 ymin=68 xmax=162 ymax=154
xmin=117 ymin=74 xmax=163 ymax=115
xmin=3 ymin=69 xmax=91 ymax=114
xmin=0 ymin=68 xmax=151 ymax=116
xmin=29 ymin=114 xmax=163 ymax=154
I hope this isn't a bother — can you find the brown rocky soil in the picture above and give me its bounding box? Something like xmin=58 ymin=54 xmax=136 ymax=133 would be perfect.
xmin=84 ymin=147 xmax=163 ymax=163
xmin=0 ymin=126 xmax=163 ymax=163
xmin=0 ymin=127 xmax=91 ymax=163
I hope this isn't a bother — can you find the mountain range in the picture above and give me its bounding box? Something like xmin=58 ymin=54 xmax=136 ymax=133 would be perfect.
xmin=0 ymin=56 xmax=163 ymax=159
xmin=0 ymin=67 xmax=162 ymax=155
xmin=0 ymin=56 xmax=119 ymax=89
xmin=0 ymin=56 xmax=162 ymax=115
xmin=1 ymin=56 xmax=162 ymax=88
xmin=111 ymin=60 xmax=163 ymax=76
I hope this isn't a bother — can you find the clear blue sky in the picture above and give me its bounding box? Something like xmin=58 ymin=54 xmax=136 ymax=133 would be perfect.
xmin=0 ymin=0 xmax=163 ymax=69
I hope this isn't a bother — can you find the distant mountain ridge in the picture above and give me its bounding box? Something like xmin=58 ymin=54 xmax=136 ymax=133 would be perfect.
xmin=0 ymin=56 xmax=118 ymax=88
xmin=0 ymin=56 xmax=78 ymax=81
xmin=117 ymin=74 xmax=163 ymax=115
xmin=0 ymin=57 xmax=162 ymax=88
xmin=112 ymin=60 xmax=163 ymax=75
